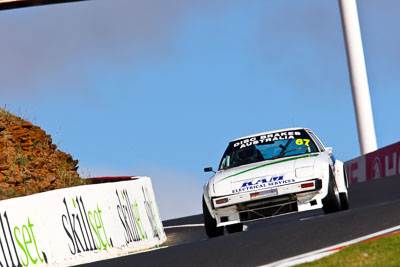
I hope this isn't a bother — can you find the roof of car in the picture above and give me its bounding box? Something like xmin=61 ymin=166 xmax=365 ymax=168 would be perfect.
xmin=230 ymin=127 xmax=311 ymax=142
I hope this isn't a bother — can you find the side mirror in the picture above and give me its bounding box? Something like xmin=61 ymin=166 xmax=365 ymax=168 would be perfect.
xmin=204 ymin=167 xmax=216 ymax=173
xmin=325 ymin=147 xmax=333 ymax=154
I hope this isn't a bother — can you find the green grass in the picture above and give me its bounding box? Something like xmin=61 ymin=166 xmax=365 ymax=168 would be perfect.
xmin=297 ymin=233 xmax=400 ymax=267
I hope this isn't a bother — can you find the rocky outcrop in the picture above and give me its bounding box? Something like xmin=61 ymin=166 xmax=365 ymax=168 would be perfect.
xmin=0 ymin=108 xmax=86 ymax=199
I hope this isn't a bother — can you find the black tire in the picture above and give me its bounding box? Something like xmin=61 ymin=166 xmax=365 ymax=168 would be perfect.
xmin=343 ymin=166 xmax=349 ymax=188
xmin=322 ymin=168 xmax=341 ymax=214
xmin=226 ymin=223 xmax=243 ymax=234
xmin=339 ymin=192 xmax=349 ymax=210
xmin=340 ymin=167 xmax=350 ymax=210
xmin=202 ymin=197 xmax=223 ymax=238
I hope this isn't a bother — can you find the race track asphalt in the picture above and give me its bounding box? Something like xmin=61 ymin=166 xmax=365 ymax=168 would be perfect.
xmin=81 ymin=175 xmax=400 ymax=267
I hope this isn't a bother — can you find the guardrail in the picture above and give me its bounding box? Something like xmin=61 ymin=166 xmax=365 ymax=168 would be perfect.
xmin=0 ymin=176 xmax=166 ymax=266
xmin=344 ymin=142 xmax=400 ymax=184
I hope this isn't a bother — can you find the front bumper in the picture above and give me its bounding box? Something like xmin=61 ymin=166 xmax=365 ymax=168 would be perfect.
xmin=212 ymin=179 xmax=323 ymax=226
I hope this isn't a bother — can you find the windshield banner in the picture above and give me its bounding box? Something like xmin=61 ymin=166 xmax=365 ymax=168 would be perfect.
xmin=232 ymin=131 xmax=303 ymax=149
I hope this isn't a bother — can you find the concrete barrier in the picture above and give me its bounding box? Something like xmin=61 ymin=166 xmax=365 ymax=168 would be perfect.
xmin=0 ymin=176 xmax=166 ymax=266
xmin=344 ymin=142 xmax=400 ymax=184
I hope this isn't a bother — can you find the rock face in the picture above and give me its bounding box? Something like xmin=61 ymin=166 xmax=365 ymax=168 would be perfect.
xmin=0 ymin=108 xmax=86 ymax=199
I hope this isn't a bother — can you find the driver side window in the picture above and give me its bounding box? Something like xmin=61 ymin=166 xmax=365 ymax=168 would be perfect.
xmin=308 ymin=132 xmax=324 ymax=152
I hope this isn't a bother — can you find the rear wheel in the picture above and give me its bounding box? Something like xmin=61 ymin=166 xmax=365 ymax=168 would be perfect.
xmin=226 ymin=223 xmax=243 ymax=234
xmin=202 ymin=197 xmax=223 ymax=238
xmin=339 ymin=192 xmax=349 ymax=210
xmin=322 ymin=168 xmax=341 ymax=214
xmin=340 ymin=167 xmax=350 ymax=210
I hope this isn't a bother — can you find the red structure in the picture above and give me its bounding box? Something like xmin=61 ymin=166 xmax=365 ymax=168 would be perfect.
xmin=87 ymin=176 xmax=138 ymax=184
xmin=345 ymin=142 xmax=400 ymax=184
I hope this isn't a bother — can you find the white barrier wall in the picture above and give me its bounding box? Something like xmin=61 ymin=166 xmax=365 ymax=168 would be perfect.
xmin=0 ymin=176 xmax=166 ymax=266
xmin=344 ymin=142 xmax=400 ymax=184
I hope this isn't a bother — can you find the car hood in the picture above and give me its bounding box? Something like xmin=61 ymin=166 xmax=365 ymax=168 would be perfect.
xmin=209 ymin=153 xmax=320 ymax=197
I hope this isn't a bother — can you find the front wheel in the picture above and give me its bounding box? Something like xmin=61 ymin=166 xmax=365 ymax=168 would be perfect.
xmin=322 ymin=168 xmax=341 ymax=214
xmin=202 ymin=197 xmax=223 ymax=238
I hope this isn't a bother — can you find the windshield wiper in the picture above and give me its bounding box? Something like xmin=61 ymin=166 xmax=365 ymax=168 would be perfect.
xmin=272 ymin=143 xmax=309 ymax=160
xmin=279 ymin=146 xmax=308 ymax=155
xmin=272 ymin=140 xmax=293 ymax=159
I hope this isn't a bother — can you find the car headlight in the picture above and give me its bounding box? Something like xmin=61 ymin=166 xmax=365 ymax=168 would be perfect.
xmin=295 ymin=166 xmax=314 ymax=178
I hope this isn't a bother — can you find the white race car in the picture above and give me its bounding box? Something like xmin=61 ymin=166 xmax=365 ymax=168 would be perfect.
xmin=203 ymin=127 xmax=349 ymax=237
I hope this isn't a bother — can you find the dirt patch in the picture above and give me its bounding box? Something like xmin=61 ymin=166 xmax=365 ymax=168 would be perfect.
xmin=0 ymin=108 xmax=88 ymax=199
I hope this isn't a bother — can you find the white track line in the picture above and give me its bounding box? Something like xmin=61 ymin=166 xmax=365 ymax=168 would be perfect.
xmin=262 ymin=224 xmax=400 ymax=267
xmin=164 ymin=224 xmax=204 ymax=229
xmin=164 ymin=224 xmax=249 ymax=232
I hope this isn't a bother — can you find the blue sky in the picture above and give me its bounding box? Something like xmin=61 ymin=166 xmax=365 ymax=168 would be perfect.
xmin=1 ymin=0 xmax=399 ymax=219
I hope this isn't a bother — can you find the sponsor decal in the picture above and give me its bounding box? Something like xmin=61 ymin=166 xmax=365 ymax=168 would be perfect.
xmin=371 ymin=157 xmax=383 ymax=180
xmin=345 ymin=159 xmax=365 ymax=184
xmin=366 ymin=146 xmax=400 ymax=180
xmin=345 ymin=142 xmax=400 ymax=184
xmin=116 ymin=189 xmax=147 ymax=244
xmin=232 ymin=176 xmax=295 ymax=193
xmin=116 ymin=187 xmax=161 ymax=245
xmin=0 ymin=211 xmax=47 ymax=267
xmin=219 ymin=154 xmax=319 ymax=182
xmin=14 ymin=216 xmax=46 ymax=267
xmin=62 ymin=197 xmax=112 ymax=255
xmin=233 ymin=131 xmax=301 ymax=149
xmin=141 ymin=186 xmax=161 ymax=239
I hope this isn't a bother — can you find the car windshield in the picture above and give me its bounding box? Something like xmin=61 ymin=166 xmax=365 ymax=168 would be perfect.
xmin=219 ymin=129 xmax=319 ymax=170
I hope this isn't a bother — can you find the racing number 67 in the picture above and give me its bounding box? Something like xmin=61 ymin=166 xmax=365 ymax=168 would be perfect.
xmin=296 ymin=139 xmax=310 ymax=146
